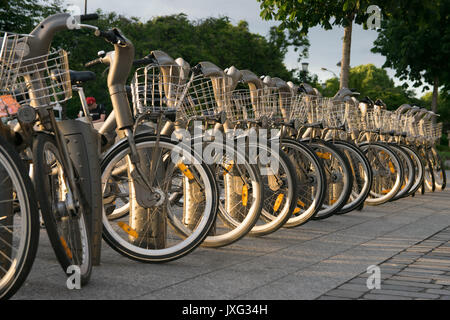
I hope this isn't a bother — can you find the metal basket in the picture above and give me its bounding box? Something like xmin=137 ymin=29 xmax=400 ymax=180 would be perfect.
xmin=288 ymin=93 xmax=309 ymax=125
xmin=378 ymin=109 xmax=395 ymax=134
xmin=299 ymin=94 xmax=324 ymax=126
xmin=359 ymin=109 xmax=381 ymax=132
xmin=0 ymin=32 xmax=29 ymax=89
xmin=12 ymin=49 xmax=72 ymax=109
xmin=178 ymin=72 xmax=234 ymax=122
xmin=433 ymin=122 xmax=443 ymax=143
xmin=131 ymin=64 xmax=189 ymax=116
xmin=322 ymin=99 xmax=346 ymax=129
xmin=344 ymin=101 xmax=361 ymax=133
xmin=0 ymin=32 xmax=30 ymax=117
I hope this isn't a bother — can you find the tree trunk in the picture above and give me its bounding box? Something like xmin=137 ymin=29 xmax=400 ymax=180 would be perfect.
xmin=431 ymin=76 xmax=439 ymax=115
xmin=340 ymin=18 xmax=353 ymax=89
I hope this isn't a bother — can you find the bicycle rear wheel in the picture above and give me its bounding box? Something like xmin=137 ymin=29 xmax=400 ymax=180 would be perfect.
xmin=0 ymin=136 xmax=39 ymax=300
xmin=32 ymin=133 xmax=92 ymax=285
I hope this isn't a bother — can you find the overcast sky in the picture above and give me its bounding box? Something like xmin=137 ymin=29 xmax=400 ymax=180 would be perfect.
xmin=67 ymin=0 xmax=426 ymax=97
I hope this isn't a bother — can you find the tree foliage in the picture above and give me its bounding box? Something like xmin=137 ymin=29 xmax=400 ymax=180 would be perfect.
xmin=372 ymin=0 xmax=450 ymax=90
xmin=320 ymin=64 xmax=419 ymax=109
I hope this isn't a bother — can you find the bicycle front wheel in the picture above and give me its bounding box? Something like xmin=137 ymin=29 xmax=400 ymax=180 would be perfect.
xmin=430 ymin=146 xmax=446 ymax=191
xmin=0 ymin=136 xmax=39 ymax=300
xmin=101 ymin=134 xmax=218 ymax=262
xmin=360 ymin=142 xmax=403 ymax=205
xmin=332 ymin=140 xmax=372 ymax=215
xmin=32 ymin=133 xmax=92 ymax=285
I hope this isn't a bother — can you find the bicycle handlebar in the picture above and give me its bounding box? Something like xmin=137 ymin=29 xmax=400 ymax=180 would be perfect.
xmin=85 ymin=58 xmax=102 ymax=68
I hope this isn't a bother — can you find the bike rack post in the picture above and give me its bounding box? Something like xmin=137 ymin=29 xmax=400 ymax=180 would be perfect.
xmin=57 ymin=119 xmax=103 ymax=266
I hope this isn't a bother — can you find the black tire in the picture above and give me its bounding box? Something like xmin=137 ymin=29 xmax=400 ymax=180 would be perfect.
xmin=200 ymin=140 xmax=263 ymax=248
xmin=402 ymin=145 xmax=425 ymax=197
xmin=360 ymin=142 xmax=403 ymax=205
xmin=421 ymin=146 xmax=435 ymax=192
xmin=302 ymin=138 xmax=353 ymax=220
xmin=248 ymin=142 xmax=298 ymax=236
xmin=332 ymin=140 xmax=373 ymax=215
xmin=280 ymin=138 xmax=326 ymax=227
xmin=388 ymin=144 xmax=415 ymax=201
xmin=32 ymin=133 xmax=92 ymax=285
xmin=430 ymin=146 xmax=446 ymax=191
xmin=0 ymin=136 xmax=39 ymax=300
xmin=100 ymin=134 xmax=218 ymax=262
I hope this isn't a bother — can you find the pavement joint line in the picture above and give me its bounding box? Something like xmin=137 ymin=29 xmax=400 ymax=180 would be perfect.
xmin=232 ymin=198 xmax=448 ymax=299
xmin=317 ymin=223 xmax=450 ymax=300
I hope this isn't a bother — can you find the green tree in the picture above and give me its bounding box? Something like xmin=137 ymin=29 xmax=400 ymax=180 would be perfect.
xmin=257 ymin=0 xmax=390 ymax=89
xmin=321 ymin=64 xmax=419 ymax=108
xmin=372 ymin=0 xmax=450 ymax=115
xmin=0 ymin=0 xmax=62 ymax=32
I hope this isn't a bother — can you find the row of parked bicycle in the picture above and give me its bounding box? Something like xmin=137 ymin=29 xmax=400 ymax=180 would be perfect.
xmin=0 ymin=13 xmax=446 ymax=299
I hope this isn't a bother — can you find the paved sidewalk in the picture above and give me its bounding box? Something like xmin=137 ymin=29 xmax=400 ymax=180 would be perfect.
xmin=318 ymin=226 xmax=450 ymax=300
xmin=13 ymin=185 xmax=450 ymax=300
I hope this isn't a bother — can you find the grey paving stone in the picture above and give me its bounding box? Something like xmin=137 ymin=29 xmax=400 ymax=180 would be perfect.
xmin=390 ymin=275 xmax=433 ymax=283
xmin=425 ymin=288 xmax=450 ymax=296
xmin=382 ymin=279 xmax=443 ymax=289
xmin=317 ymin=296 xmax=351 ymax=300
xmin=364 ymin=289 xmax=439 ymax=299
xmin=375 ymin=284 xmax=424 ymax=292
xmin=325 ymin=289 xmax=365 ymax=299
xmin=337 ymin=283 xmax=370 ymax=292
xmin=363 ymin=293 xmax=412 ymax=300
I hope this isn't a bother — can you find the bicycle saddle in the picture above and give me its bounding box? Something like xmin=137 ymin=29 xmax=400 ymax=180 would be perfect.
xmin=197 ymin=61 xmax=225 ymax=78
xmin=240 ymin=70 xmax=263 ymax=90
xmin=271 ymin=77 xmax=292 ymax=94
xmin=333 ymin=87 xmax=360 ymax=100
xmin=262 ymin=75 xmax=276 ymax=88
xmin=286 ymin=81 xmax=299 ymax=94
xmin=225 ymin=66 xmax=243 ymax=91
xmin=151 ymin=50 xmax=176 ymax=66
xmin=299 ymin=83 xmax=315 ymax=95
xmin=175 ymin=57 xmax=191 ymax=83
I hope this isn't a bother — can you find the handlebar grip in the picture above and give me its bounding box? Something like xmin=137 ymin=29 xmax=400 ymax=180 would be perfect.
xmin=85 ymin=58 xmax=102 ymax=68
xmin=94 ymin=29 xmax=119 ymax=43
xmin=80 ymin=13 xmax=99 ymax=21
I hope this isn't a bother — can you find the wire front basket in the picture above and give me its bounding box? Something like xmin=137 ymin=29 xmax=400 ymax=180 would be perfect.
xmin=11 ymin=49 xmax=72 ymax=110
xmin=344 ymin=101 xmax=361 ymax=133
xmin=322 ymin=99 xmax=346 ymax=129
xmin=131 ymin=64 xmax=190 ymax=116
xmin=0 ymin=32 xmax=29 ymax=89
xmin=0 ymin=32 xmax=30 ymax=117
xmin=178 ymin=73 xmax=233 ymax=122
xmin=359 ymin=109 xmax=381 ymax=132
